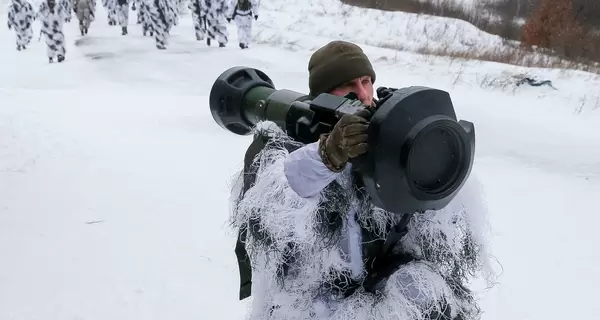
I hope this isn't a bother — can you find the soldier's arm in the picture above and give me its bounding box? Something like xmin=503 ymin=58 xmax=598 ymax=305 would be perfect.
xmin=283 ymin=141 xmax=345 ymax=198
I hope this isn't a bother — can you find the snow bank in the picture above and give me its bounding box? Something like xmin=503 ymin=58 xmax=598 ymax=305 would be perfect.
xmin=253 ymin=0 xmax=507 ymax=55
xmin=249 ymin=0 xmax=600 ymax=116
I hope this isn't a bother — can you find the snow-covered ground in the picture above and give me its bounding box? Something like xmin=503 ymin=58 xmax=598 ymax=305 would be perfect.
xmin=1 ymin=1 xmax=600 ymax=320
xmin=255 ymin=0 xmax=508 ymax=53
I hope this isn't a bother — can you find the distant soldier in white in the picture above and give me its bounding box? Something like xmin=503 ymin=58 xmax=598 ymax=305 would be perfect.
xmin=59 ymin=0 xmax=72 ymax=22
xmin=201 ymin=0 xmax=229 ymax=47
xmin=227 ymin=0 xmax=257 ymax=49
xmin=116 ymin=0 xmax=129 ymax=35
xmin=74 ymin=0 xmax=94 ymax=35
xmin=38 ymin=0 xmax=67 ymax=63
xmin=102 ymin=0 xmax=117 ymax=25
xmin=137 ymin=0 xmax=153 ymax=36
xmin=171 ymin=0 xmax=184 ymax=25
xmin=131 ymin=0 xmax=142 ymax=24
xmin=6 ymin=0 xmax=35 ymax=51
xmin=149 ymin=0 xmax=177 ymax=49
xmin=188 ymin=0 xmax=206 ymax=41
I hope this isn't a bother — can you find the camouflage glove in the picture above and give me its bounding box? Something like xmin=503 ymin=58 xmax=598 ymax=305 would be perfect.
xmin=254 ymin=15 xmax=258 ymax=20
xmin=319 ymin=108 xmax=371 ymax=172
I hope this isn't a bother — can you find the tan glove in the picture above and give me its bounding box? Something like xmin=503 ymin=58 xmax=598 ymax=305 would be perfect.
xmin=319 ymin=108 xmax=371 ymax=172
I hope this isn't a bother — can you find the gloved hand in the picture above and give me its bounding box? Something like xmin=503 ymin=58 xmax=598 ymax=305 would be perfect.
xmin=254 ymin=15 xmax=258 ymax=20
xmin=226 ymin=17 xmax=231 ymax=22
xmin=318 ymin=108 xmax=371 ymax=172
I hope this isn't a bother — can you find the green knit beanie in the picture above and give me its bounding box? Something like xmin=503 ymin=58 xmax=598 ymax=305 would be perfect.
xmin=308 ymin=40 xmax=376 ymax=97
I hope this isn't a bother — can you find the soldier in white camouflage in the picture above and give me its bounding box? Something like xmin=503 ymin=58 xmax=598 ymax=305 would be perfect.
xmin=201 ymin=0 xmax=229 ymax=47
xmin=137 ymin=0 xmax=154 ymax=36
xmin=102 ymin=0 xmax=117 ymax=25
xmin=188 ymin=0 xmax=206 ymax=41
xmin=116 ymin=0 xmax=129 ymax=35
xmin=226 ymin=0 xmax=258 ymax=49
xmin=6 ymin=0 xmax=35 ymax=51
xmin=149 ymin=0 xmax=177 ymax=49
xmin=74 ymin=0 xmax=95 ymax=35
xmin=230 ymin=40 xmax=491 ymax=320
xmin=38 ymin=0 xmax=68 ymax=63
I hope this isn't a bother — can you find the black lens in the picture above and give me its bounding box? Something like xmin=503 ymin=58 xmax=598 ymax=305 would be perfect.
xmin=407 ymin=123 xmax=463 ymax=195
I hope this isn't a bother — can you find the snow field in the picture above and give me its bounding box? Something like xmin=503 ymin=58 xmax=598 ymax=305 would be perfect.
xmin=1 ymin=1 xmax=600 ymax=320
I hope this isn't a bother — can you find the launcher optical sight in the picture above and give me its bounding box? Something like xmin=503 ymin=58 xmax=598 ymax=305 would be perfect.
xmin=209 ymin=66 xmax=475 ymax=214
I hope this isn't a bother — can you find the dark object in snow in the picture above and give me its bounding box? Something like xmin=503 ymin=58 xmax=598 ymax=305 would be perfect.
xmin=209 ymin=66 xmax=475 ymax=217
xmin=515 ymin=76 xmax=558 ymax=90
xmin=84 ymin=52 xmax=117 ymax=60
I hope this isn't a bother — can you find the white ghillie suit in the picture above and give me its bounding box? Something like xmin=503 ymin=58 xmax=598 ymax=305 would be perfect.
xmin=38 ymin=0 xmax=67 ymax=62
xmin=227 ymin=0 xmax=257 ymax=49
xmin=6 ymin=0 xmax=35 ymax=51
xmin=188 ymin=0 xmax=205 ymax=40
xmin=102 ymin=0 xmax=117 ymax=25
xmin=229 ymin=122 xmax=496 ymax=320
xmin=116 ymin=0 xmax=129 ymax=34
xmin=74 ymin=0 xmax=94 ymax=35
xmin=59 ymin=0 xmax=72 ymax=22
xmin=149 ymin=0 xmax=177 ymax=49
xmin=137 ymin=0 xmax=153 ymax=36
xmin=200 ymin=0 xmax=228 ymax=47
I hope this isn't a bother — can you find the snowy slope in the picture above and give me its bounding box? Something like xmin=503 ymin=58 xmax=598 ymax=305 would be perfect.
xmin=254 ymin=0 xmax=508 ymax=53
xmin=1 ymin=2 xmax=600 ymax=320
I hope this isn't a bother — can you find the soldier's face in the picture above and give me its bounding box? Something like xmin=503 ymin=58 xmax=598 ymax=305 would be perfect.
xmin=329 ymin=75 xmax=374 ymax=105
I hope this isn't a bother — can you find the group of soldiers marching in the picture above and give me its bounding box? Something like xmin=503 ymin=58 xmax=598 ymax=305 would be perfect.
xmin=6 ymin=0 xmax=72 ymax=62
xmin=189 ymin=0 xmax=258 ymax=49
xmin=6 ymin=0 xmax=260 ymax=63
